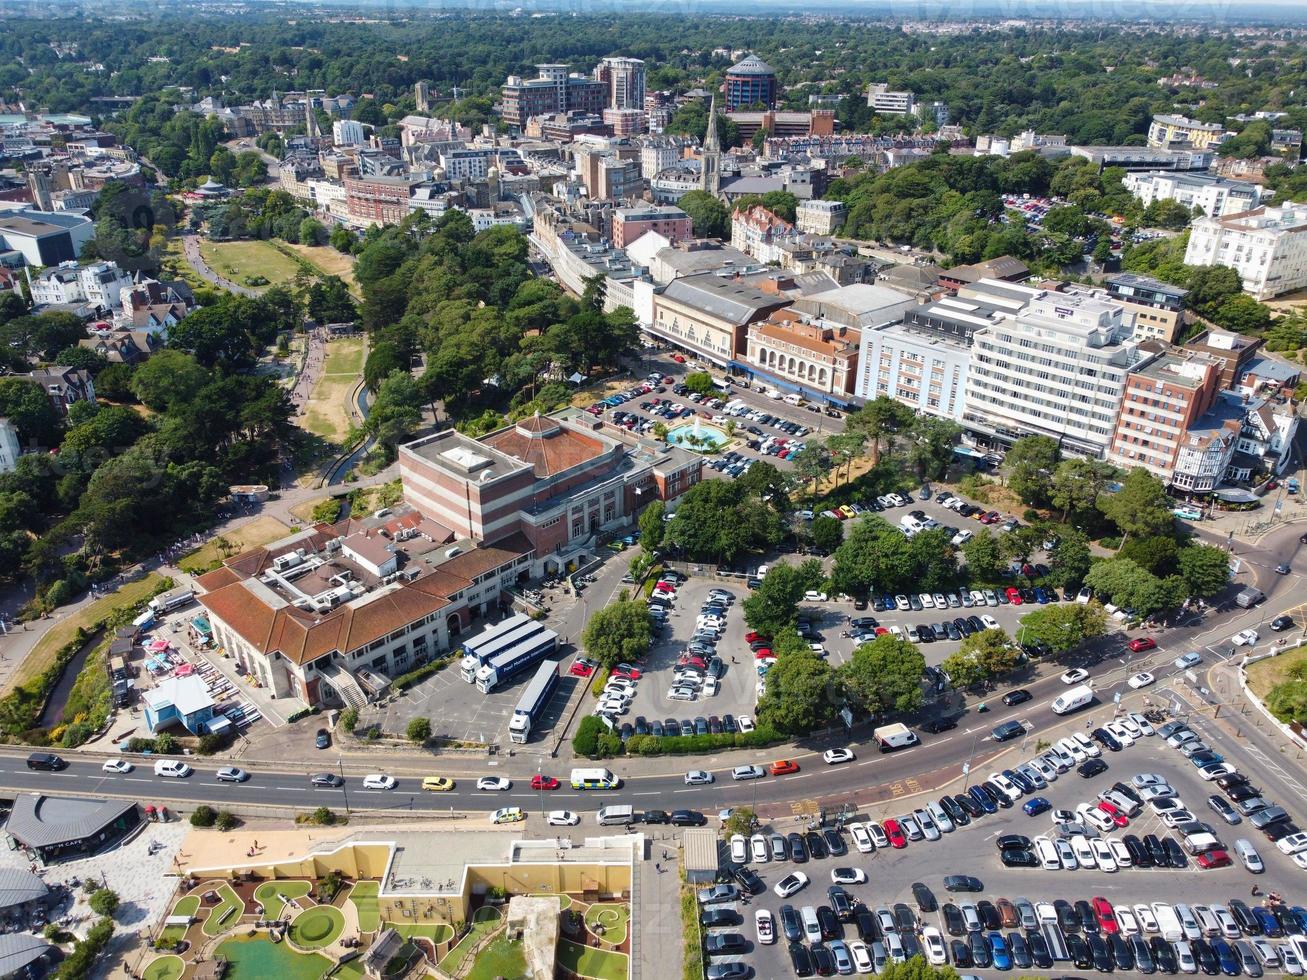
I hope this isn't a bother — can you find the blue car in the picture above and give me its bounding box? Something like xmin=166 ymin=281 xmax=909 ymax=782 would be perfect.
xmin=1292 ymin=906 xmax=1307 ymax=934
xmin=969 ymin=784 xmax=998 ymax=815
xmin=1212 ymin=939 xmax=1240 ymax=976
xmin=1253 ymin=907 xmax=1281 ymax=937
xmin=1023 ymin=796 xmax=1052 ymax=817
xmin=989 ymin=932 xmax=1012 ymax=970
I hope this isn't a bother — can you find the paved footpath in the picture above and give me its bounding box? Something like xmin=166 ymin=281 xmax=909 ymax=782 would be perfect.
xmin=633 ymin=836 xmax=683 ymax=980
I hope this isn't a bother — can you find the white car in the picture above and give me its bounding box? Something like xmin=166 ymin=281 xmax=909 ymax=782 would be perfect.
xmin=823 ymin=748 xmax=855 ymax=765
xmin=730 ymin=834 xmax=748 ymax=864
xmin=1108 ymin=838 xmax=1133 ymax=868
xmin=596 ymin=698 xmax=629 ymax=714
xmin=756 ymin=909 xmax=775 ymax=945
xmin=605 ymin=677 xmax=636 ymax=693
xmin=1071 ymin=835 xmax=1097 ymax=869
xmin=1127 ymin=711 xmax=1156 ymax=736
xmin=737 ymin=716 xmax=755 ymax=734
xmin=1091 ymin=837 xmax=1118 ymax=872
xmin=667 ymin=688 xmax=697 ymax=702
xmin=866 ymin=823 xmax=890 ymax=849
xmin=980 ymin=614 xmax=1000 ymax=630
xmin=1072 ymin=732 xmax=1101 ymax=758
xmin=1176 ymin=940 xmax=1198 ymax=974
xmin=1233 ymin=629 xmax=1260 ymax=646
xmin=1133 ymin=772 xmax=1169 ymax=788
xmin=363 ymin=774 xmax=396 ymax=790
xmin=1277 ymin=832 xmax=1307 ymax=855
xmin=1077 ymin=804 xmax=1115 ymax=834
xmin=1198 ymin=763 xmax=1237 ymax=781
xmin=546 ymin=810 xmax=579 ymax=826
xmin=1160 ymin=809 xmax=1197 ymax=828
xmin=1055 ymin=838 xmax=1078 ymax=870
xmin=1034 ymin=836 xmax=1061 ymax=870
xmin=750 ymin=834 xmax=770 ymax=863
xmin=477 ymin=776 xmax=512 ymax=791
xmin=803 ymin=591 xmax=828 ymax=602
xmin=1139 ymin=784 xmax=1177 ymax=803
xmin=101 ymin=759 xmax=133 ymax=774
xmin=831 ymin=867 xmax=867 ymax=884
xmin=988 ymin=772 xmax=1022 ymax=801
xmin=1134 ymin=904 xmax=1160 ymax=934
xmin=1128 ymin=671 xmax=1156 ymax=689
xmin=849 ymin=939 xmax=874 ymax=973
xmin=1282 ymin=945 xmax=1305 ymax=976
xmin=684 ymin=770 xmax=714 ymax=785
xmin=1106 ymin=722 xmax=1135 ymax=746
xmin=1116 ymin=907 xmax=1141 ymax=936
xmin=922 ymin=927 xmax=947 ymax=966
xmin=919 ymin=593 xmax=935 ymax=609
xmin=1058 ymin=737 xmax=1087 ymax=763
xmin=1061 ymin=668 xmax=1089 ymax=684
xmin=773 ymin=871 xmax=809 ymax=898
xmin=849 ymin=822 xmax=875 ymax=853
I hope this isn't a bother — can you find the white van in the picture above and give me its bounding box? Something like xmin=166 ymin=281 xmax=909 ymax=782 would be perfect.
xmin=153 ymin=759 xmax=192 ymax=778
xmin=782 ymin=393 xmax=802 ymax=406
xmin=1152 ymin=903 xmax=1184 ymax=942
xmin=801 ymin=906 xmax=822 ymax=943
xmin=899 ymin=515 xmax=924 ymax=534
xmin=596 ymin=805 xmax=634 ymax=826
xmin=1052 ymin=684 xmax=1095 ymax=715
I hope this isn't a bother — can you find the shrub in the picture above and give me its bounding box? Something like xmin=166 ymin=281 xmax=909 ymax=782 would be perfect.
xmin=126 ymin=736 xmax=156 ymax=753
xmin=1023 ymin=508 xmax=1041 ymax=522
xmin=572 ymin=715 xmax=605 ymax=757
xmin=190 ymin=805 xmax=218 ymax=828
xmin=597 ymin=731 xmax=622 ymax=756
xmin=1098 ymin=536 xmax=1122 ymax=550
xmin=154 ymin=732 xmax=179 ymax=754
xmin=309 ymin=807 xmax=338 ymax=827
xmin=55 ymin=917 xmax=114 ymax=979
xmin=406 ymin=717 xmax=431 ymax=743
xmin=88 ymin=889 xmax=120 ymax=917
xmin=311 ymin=498 xmax=343 ymax=523
xmin=197 ymin=732 xmax=229 ymax=755
xmin=215 ymin=811 xmax=239 ymax=831
xmin=287 ymin=706 xmax=319 ymax=723
xmin=340 ymin=707 xmax=359 ymax=732
xmin=394 ymin=657 xmax=449 ymax=691
xmin=589 ymin=667 xmax=610 ymax=697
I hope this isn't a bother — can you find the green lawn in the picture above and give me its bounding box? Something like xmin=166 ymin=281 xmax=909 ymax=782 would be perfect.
xmin=159 ymin=895 xmax=200 ymax=946
xmin=347 ymin=881 xmax=380 ymax=932
xmin=388 ymin=922 xmax=453 ymax=945
xmin=437 ymin=907 xmax=503 ymax=975
xmin=199 ymin=238 xmax=305 ymax=290
xmin=466 ymin=935 xmax=527 ymax=980
xmin=583 ymin=902 xmax=630 ymax=945
xmin=558 ymin=939 xmax=629 ymax=980
xmin=202 ymin=884 xmax=245 ymax=937
xmin=334 ymin=959 xmax=366 ymax=980
xmin=288 ymin=905 xmax=346 ymax=950
xmin=255 ymin=879 xmax=312 ymax=920
xmin=323 ymin=337 xmax=365 ymax=376
xmin=142 ymin=955 xmax=185 ymax=980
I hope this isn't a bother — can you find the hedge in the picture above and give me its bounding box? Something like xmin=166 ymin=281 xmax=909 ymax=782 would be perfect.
xmin=55 ymin=917 xmax=114 ymax=979
xmin=394 ymin=655 xmax=453 ymax=691
xmin=577 ymin=724 xmax=785 ymax=758
xmin=286 ymin=705 xmax=320 ymax=723
xmin=589 ymin=667 xmax=610 ymax=698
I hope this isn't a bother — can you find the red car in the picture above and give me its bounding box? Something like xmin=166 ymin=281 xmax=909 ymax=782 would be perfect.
xmin=745 ymin=631 xmax=769 ymax=643
xmin=1092 ymin=897 xmax=1118 ymax=934
xmin=531 ymin=775 xmax=560 ymax=791
xmin=678 ymin=656 xmax=707 ymax=669
xmin=671 ymin=353 xmax=686 ymax=363
xmin=754 ymin=648 xmax=773 ymax=659
xmin=770 ymin=759 xmax=799 ymax=776
xmin=612 ymin=664 xmax=642 ymax=679
xmin=883 ymin=818 xmax=908 ymax=848
xmin=874 ymin=626 xmax=889 ymax=636
xmin=569 ymin=658 xmax=596 ymax=677
xmin=1095 ymin=801 xmax=1129 ymax=827
xmin=1005 ymin=587 xmax=1023 ymax=605
xmin=1197 ymin=849 xmax=1232 ymax=869
xmin=1127 ymin=637 xmax=1156 ymax=653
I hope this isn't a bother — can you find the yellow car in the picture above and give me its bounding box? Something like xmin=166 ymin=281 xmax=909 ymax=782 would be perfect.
xmin=422 ymin=776 xmax=455 ymax=792
xmin=838 ymin=505 xmax=857 ymax=519
xmin=492 ymin=806 xmax=525 ymax=824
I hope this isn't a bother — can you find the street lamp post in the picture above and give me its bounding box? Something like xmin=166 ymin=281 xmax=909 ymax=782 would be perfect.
xmin=339 ymin=759 xmax=350 ymax=815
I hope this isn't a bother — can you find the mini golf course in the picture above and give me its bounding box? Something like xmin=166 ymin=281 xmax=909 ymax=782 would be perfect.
xmin=288 ymin=905 xmax=346 ymax=950
xmin=255 ymin=880 xmax=312 ymax=920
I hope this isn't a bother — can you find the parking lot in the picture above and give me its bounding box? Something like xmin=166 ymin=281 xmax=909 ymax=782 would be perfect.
xmin=606 ymin=577 xmax=758 ymax=735
xmin=695 ymin=690 xmax=1307 ymax=977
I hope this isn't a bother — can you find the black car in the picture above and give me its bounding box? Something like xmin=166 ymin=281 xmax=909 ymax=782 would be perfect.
xmin=943 ymin=904 xmax=966 ymax=936
xmin=943 ymin=875 xmax=983 ymax=892
xmin=1230 ymin=900 xmax=1262 ymax=936
xmin=985 ymin=780 xmax=1014 ymax=807
xmin=828 ymin=887 xmax=854 ymax=923
xmin=940 ymin=796 xmax=970 ymax=827
xmin=969 ymin=932 xmax=992 ymax=968
xmin=315 ymin=728 xmax=331 ymax=749
xmin=952 ymin=939 xmax=973 ymax=968
xmin=1088 ymin=933 xmax=1114 ymax=972
xmin=732 ymin=866 xmax=764 ymax=895
xmin=823 ymin=828 xmax=847 ymax=856
xmin=1055 ymin=900 xmax=1080 ymax=933
xmin=1078 ymin=758 xmax=1109 ymax=778
xmin=854 ymin=908 xmax=878 ymax=943
xmin=705 ymin=932 xmax=747 ymax=956
xmin=780 ymin=905 xmax=803 ymax=942
xmin=1192 ymin=938 xmax=1219 ymax=976
xmin=816 ymin=905 xmax=841 ymax=940
xmin=1092 ymin=727 xmax=1124 ymax=752
xmin=1067 ymin=933 xmax=1094 ymax=970
xmin=996 ymin=834 xmax=1032 ymax=851
xmin=912 ymin=882 xmax=937 ymax=912
xmin=1110 ymin=933 xmax=1135 ymax=971
xmin=805 ymin=831 xmax=828 ymax=859
xmin=644 ymin=809 xmax=670 ymax=824
xmin=1002 ymin=688 xmax=1033 ymax=706
xmin=1163 ymin=837 xmax=1187 ymax=867
xmin=1009 ymin=931 xmax=1032 ymax=969
xmin=1151 ymin=936 xmax=1178 ymax=974
xmin=1028 ymin=931 xmax=1053 ymax=969
xmin=1272 ymin=615 xmax=1296 ymax=632
xmin=789 ymin=941 xmax=814 ymax=978
xmin=977 ymin=901 xmax=1001 ymax=932
xmin=1133 ymin=936 xmax=1157 ymax=974
xmin=955 ymin=793 xmax=984 ymax=819
xmin=1075 ymin=900 xmax=1099 ymax=933
xmin=1000 ymin=848 xmax=1038 ymax=867
xmin=1143 ymin=833 xmax=1168 ymax=866
xmin=701 ymin=908 xmax=741 ymax=928
xmin=894 ymin=903 xmax=918 ymax=933
xmin=920 ymin=716 xmax=958 ymax=734
xmin=901 ymin=931 xmax=922 ymax=961
xmin=1123 ymin=834 xmax=1152 ymax=867
xmin=788 ymin=832 xmax=809 ymax=863
xmin=670 ymin=810 xmax=706 ymax=826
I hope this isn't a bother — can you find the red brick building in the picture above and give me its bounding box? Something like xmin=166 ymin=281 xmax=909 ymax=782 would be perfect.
xmin=344 ymin=175 xmax=415 ymax=226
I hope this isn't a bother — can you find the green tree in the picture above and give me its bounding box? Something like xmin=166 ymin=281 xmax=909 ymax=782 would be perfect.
xmin=1099 ymin=467 xmax=1174 ymax=543
xmin=365 ymin=371 xmax=424 ymax=453
xmin=909 ymin=528 xmax=958 ymax=592
xmin=406 ymin=717 xmax=431 ymax=743
xmin=299 ymin=217 xmax=328 ymax=245
xmin=1049 ymin=457 xmax=1117 ymax=522
xmin=830 ymin=515 xmax=913 ymax=597
xmin=1017 ymin=602 xmax=1108 ymax=654
xmin=809 ymin=515 xmax=843 ymax=554
xmin=1118 ymin=534 xmax=1180 ymax=575
xmin=0 ymin=377 xmax=61 ymax=447
xmin=1084 ymin=557 xmax=1184 ymax=618
xmin=742 ymin=564 xmax=807 ymax=636
xmin=682 ymin=371 xmax=714 ymax=395
xmin=838 ymin=634 xmax=925 ymax=716
xmin=1177 ymin=543 xmax=1232 ymax=599
xmin=581 ymin=599 xmax=652 ymax=668
xmin=572 ymin=714 xmax=605 ymax=757
xmin=88 ymin=888 xmax=120 ymax=916
xmin=1048 ymin=527 xmax=1092 ymax=589
xmin=1004 ymin=435 xmax=1060 ymax=506
xmin=665 ymin=480 xmax=783 ymax=564
xmin=638 ymin=499 xmax=665 ymax=551
xmin=962 ymin=530 xmax=1005 ymax=582
xmin=906 ymin=416 xmax=961 ymax=481
xmin=943 ymin=628 xmax=1022 ymax=689
xmin=677 ymin=190 xmax=729 ymax=238
xmin=846 ymin=397 xmax=914 ymax=465
xmin=756 ymin=646 xmax=838 ymax=735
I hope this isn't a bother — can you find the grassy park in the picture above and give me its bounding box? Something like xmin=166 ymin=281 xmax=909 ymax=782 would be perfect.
xmin=200 ymin=239 xmax=304 ymax=290
xmin=300 ymin=336 xmax=365 ymax=445
xmin=179 ymin=516 xmax=291 ymax=573
xmin=283 ymin=242 xmax=361 ymax=295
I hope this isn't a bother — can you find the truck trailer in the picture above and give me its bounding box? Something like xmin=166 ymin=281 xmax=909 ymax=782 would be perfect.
xmin=466 ymin=620 xmax=558 ymax=693
xmin=508 ymin=661 xmax=559 ymax=743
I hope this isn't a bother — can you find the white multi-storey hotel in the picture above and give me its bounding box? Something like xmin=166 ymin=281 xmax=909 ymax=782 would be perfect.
xmin=965 ymin=292 xmax=1152 ymax=458
xmin=1184 ymin=203 xmax=1307 ymax=301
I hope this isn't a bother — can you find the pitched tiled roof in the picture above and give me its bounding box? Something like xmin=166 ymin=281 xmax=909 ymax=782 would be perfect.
xmin=484 ymin=421 xmax=606 ymax=478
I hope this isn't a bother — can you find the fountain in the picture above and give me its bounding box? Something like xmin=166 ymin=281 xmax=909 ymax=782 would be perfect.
xmin=666 ymin=415 xmax=728 ymax=453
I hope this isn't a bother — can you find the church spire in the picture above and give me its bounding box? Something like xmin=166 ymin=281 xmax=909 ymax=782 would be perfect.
xmin=305 ymin=99 xmax=321 ymax=140
xmin=700 ymin=94 xmax=721 ymax=198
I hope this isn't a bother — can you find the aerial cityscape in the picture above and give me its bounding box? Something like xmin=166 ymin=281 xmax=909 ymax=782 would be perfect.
xmin=1 ymin=3 xmax=1307 ymax=979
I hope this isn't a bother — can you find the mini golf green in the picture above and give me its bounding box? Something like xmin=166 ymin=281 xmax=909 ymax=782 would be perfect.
xmin=202 ymin=884 xmax=245 ymax=937
xmin=255 ymin=880 xmax=312 ymax=921
xmin=160 ymin=895 xmax=201 ymax=945
xmin=347 ymin=880 xmax=380 ymax=931
xmin=142 ymin=954 xmax=184 ymax=980
xmin=289 ymin=905 xmax=346 ymax=950
xmin=583 ymin=903 xmax=630 ymax=945
xmin=216 ymin=934 xmax=333 ymax=980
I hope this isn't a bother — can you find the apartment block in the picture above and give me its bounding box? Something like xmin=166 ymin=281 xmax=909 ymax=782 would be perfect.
xmin=1123 ymin=170 xmax=1262 ymax=217
xmin=796 ymin=199 xmax=848 ymax=236
xmin=344 ymin=175 xmax=416 ymax=227
xmin=594 ymin=57 xmax=646 ymax=111
xmin=611 ymin=205 xmax=692 ymax=249
xmin=1105 ymin=272 xmax=1189 ymax=344
xmin=1147 ymin=113 xmax=1230 ymax=150
xmin=28 ymin=260 xmax=132 ymax=311
xmin=967 ymin=291 xmax=1150 ymax=458
xmin=501 ymin=65 xmax=606 ymax=130
xmin=866 ymin=83 xmax=915 ymax=116
xmin=1184 ymin=203 xmax=1307 ymax=301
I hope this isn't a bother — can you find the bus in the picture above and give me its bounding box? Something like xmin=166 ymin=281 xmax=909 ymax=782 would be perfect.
xmin=570 ymin=767 xmax=621 ymax=790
